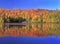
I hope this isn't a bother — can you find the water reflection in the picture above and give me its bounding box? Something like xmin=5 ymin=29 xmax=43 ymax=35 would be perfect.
xmin=0 ymin=23 xmax=60 ymax=36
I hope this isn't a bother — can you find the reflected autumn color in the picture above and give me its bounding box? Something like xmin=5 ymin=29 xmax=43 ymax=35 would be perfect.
xmin=0 ymin=23 xmax=60 ymax=36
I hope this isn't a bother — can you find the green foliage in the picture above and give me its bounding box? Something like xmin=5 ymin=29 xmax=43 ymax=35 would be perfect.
xmin=26 ymin=14 xmax=31 ymax=23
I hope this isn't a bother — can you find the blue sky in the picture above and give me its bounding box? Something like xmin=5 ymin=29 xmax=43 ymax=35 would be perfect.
xmin=0 ymin=0 xmax=60 ymax=10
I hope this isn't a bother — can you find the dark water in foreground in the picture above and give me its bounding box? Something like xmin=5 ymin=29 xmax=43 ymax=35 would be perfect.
xmin=0 ymin=36 xmax=60 ymax=44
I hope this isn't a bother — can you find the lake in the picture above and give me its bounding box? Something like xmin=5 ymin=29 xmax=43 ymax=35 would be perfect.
xmin=0 ymin=36 xmax=60 ymax=44
xmin=0 ymin=23 xmax=60 ymax=36
xmin=0 ymin=23 xmax=60 ymax=44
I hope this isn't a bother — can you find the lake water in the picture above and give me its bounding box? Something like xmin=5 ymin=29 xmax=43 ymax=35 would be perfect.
xmin=0 ymin=36 xmax=60 ymax=44
xmin=0 ymin=23 xmax=60 ymax=44
xmin=0 ymin=23 xmax=60 ymax=36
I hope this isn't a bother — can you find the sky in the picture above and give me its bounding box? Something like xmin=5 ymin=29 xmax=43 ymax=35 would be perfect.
xmin=0 ymin=0 xmax=60 ymax=10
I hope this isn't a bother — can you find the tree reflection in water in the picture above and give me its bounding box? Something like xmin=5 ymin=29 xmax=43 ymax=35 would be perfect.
xmin=0 ymin=23 xmax=60 ymax=36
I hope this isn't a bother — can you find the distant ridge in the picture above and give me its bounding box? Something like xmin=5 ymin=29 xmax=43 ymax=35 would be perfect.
xmin=0 ymin=8 xmax=59 ymax=17
xmin=0 ymin=8 xmax=58 ymax=10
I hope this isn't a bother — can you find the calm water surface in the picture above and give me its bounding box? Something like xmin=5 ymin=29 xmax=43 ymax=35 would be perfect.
xmin=0 ymin=36 xmax=60 ymax=44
